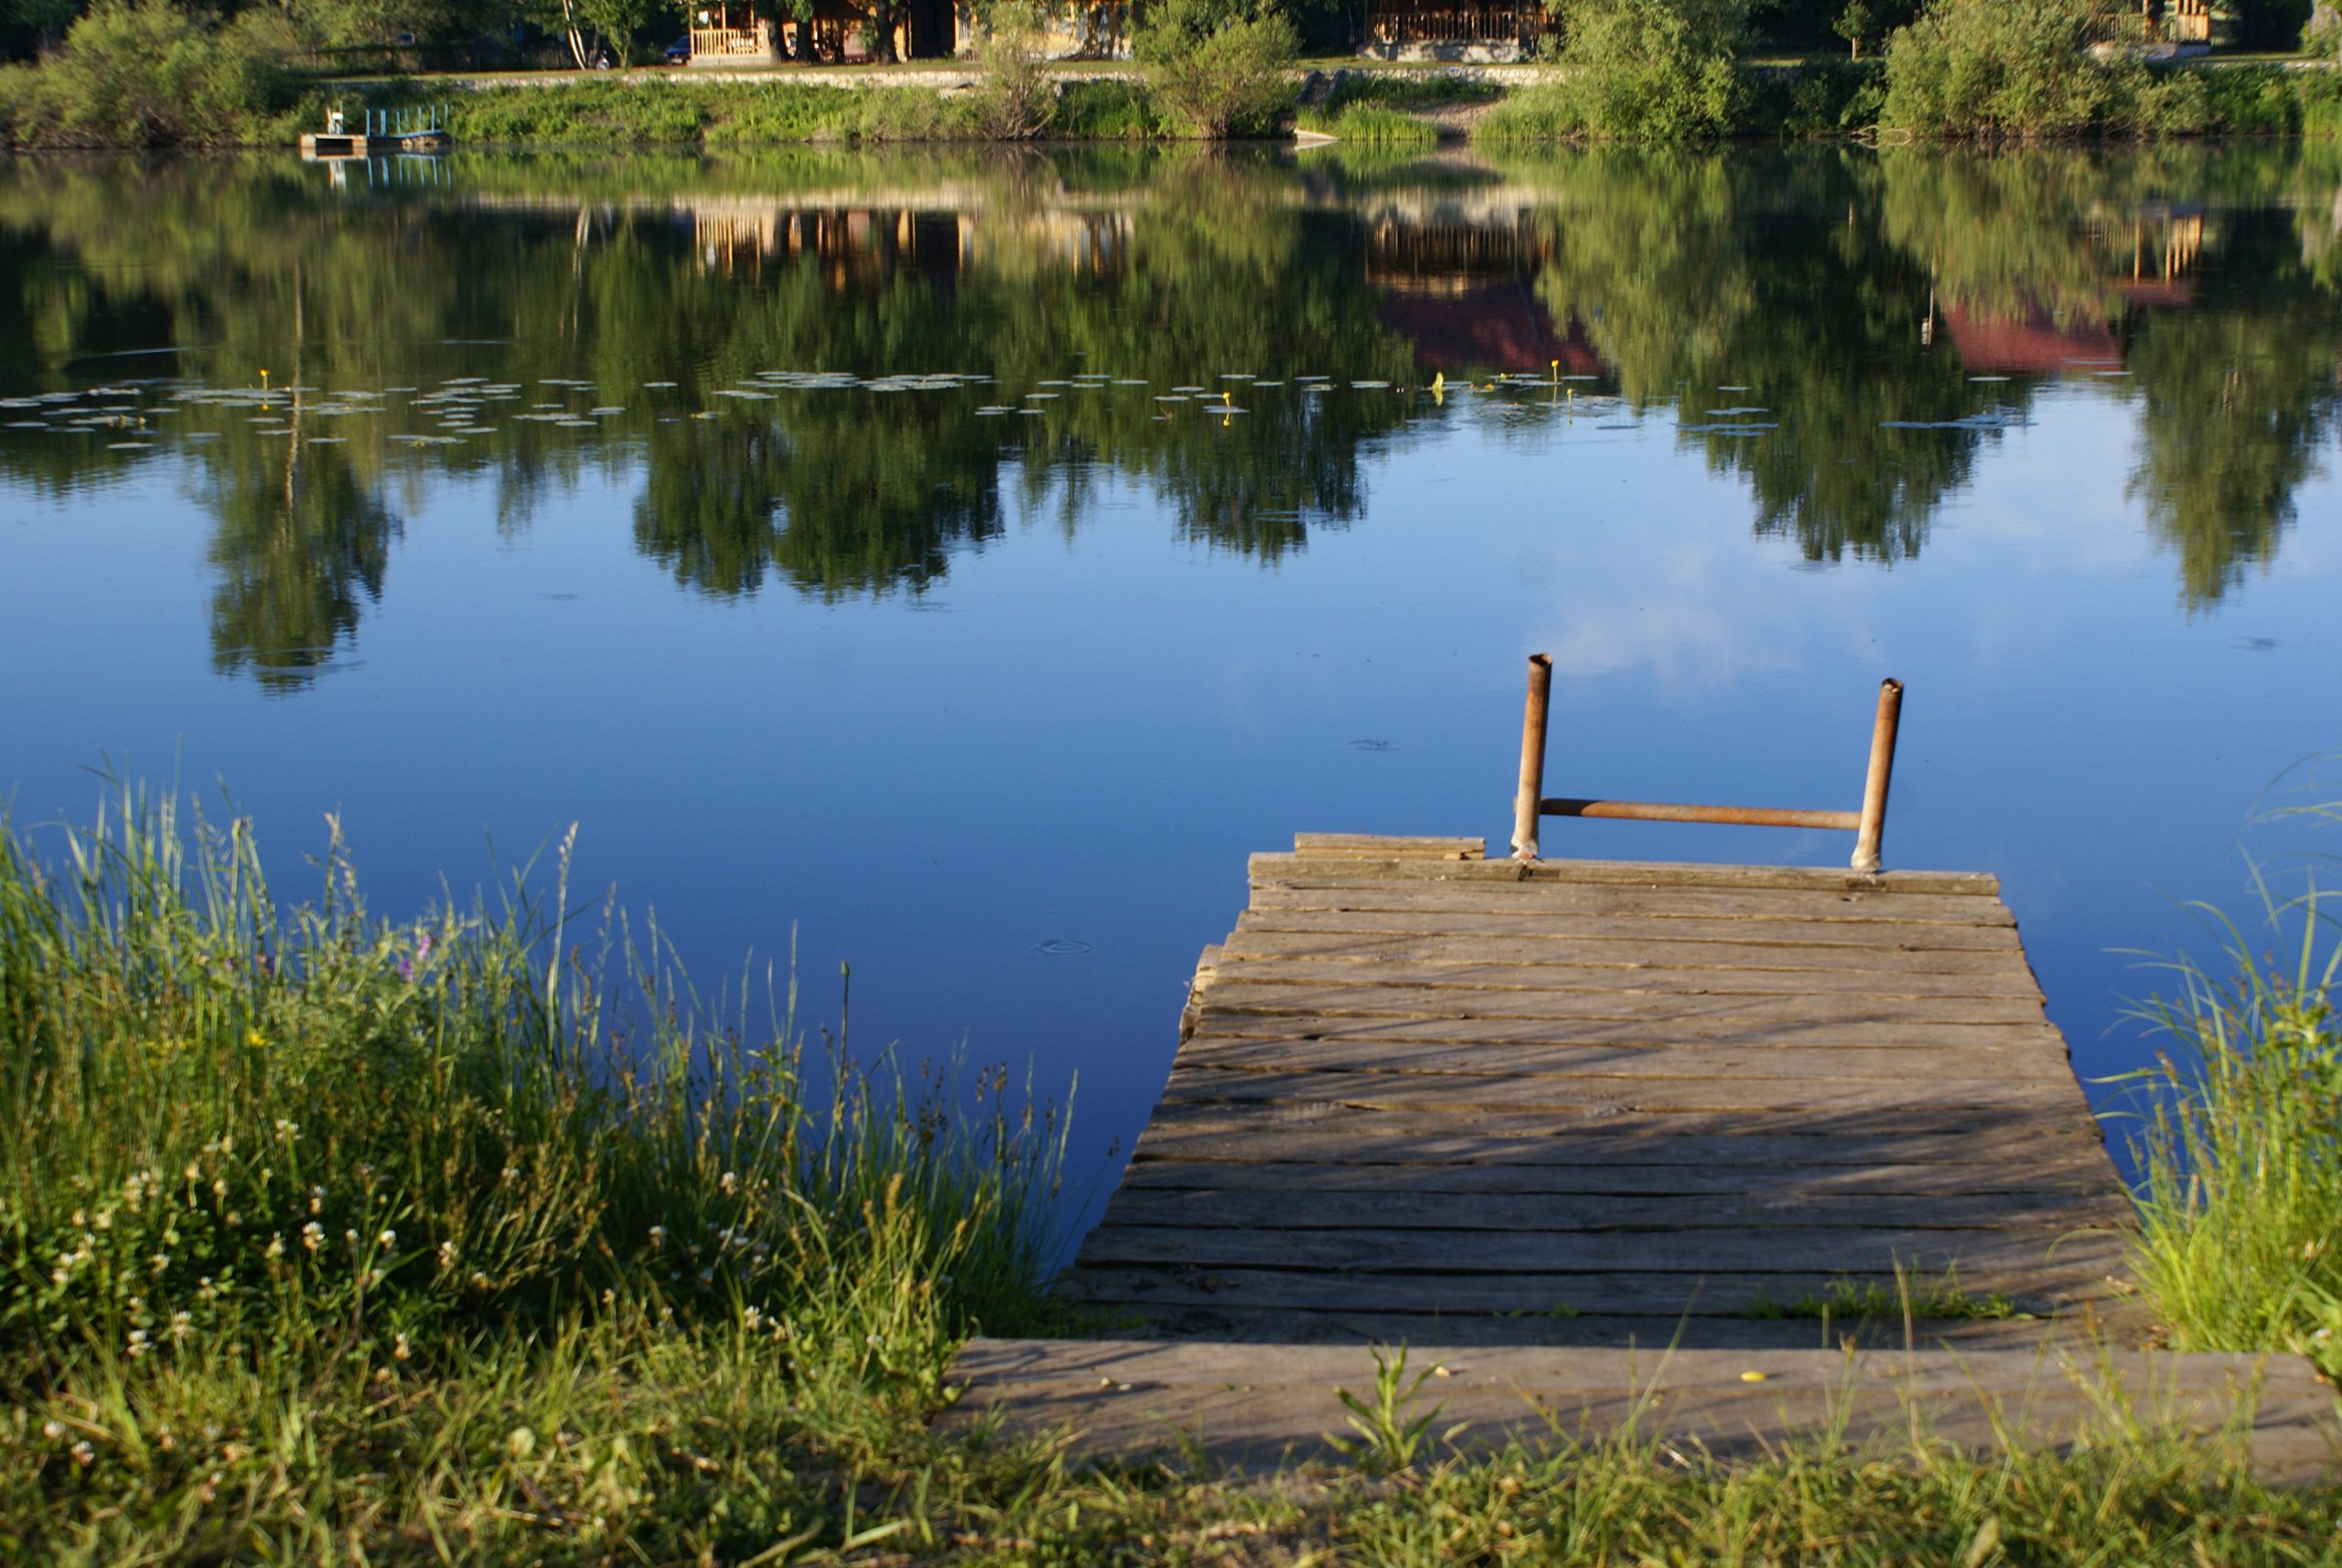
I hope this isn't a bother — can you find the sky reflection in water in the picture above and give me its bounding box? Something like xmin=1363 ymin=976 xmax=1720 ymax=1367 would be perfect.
xmin=1 ymin=144 xmax=2338 ymax=1212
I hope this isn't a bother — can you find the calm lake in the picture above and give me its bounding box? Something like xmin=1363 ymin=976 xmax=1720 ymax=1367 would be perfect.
xmin=2 ymin=144 xmax=2337 ymax=1211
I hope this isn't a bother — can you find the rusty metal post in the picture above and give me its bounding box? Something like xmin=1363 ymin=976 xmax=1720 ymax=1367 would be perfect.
xmin=1850 ymin=678 xmax=1904 ymax=875
xmin=1511 ymin=654 xmax=1552 ymax=862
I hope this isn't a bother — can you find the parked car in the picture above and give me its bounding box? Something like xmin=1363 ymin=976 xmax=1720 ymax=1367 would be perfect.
xmin=663 ymin=37 xmax=691 ymax=64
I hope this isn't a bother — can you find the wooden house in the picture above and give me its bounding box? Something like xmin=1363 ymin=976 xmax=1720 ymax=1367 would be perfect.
xmin=687 ymin=0 xmax=957 ymax=63
xmin=1360 ymin=0 xmax=1547 ymax=60
xmin=688 ymin=0 xmax=1123 ymax=63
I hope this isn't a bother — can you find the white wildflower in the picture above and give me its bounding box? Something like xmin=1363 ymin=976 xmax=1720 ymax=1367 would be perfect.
xmin=300 ymin=1222 xmax=324 ymax=1252
xmin=376 ymin=1229 xmax=396 ymax=1249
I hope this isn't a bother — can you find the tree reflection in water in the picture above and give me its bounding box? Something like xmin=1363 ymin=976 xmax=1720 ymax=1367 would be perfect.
xmin=0 ymin=142 xmax=2335 ymax=686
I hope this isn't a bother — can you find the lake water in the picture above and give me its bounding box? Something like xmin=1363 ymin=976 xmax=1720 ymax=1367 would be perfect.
xmin=2 ymin=145 xmax=2337 ymax=1214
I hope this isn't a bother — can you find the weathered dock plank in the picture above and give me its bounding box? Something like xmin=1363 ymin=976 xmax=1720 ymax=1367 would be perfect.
xmin=945 ymin=1342 xmax=2339 ymax=1483
xmin=945 ymin=835 xmax=2334 ymax=1477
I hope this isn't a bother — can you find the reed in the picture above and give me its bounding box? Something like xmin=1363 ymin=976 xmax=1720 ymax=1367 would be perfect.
xmin=0 ymin=784 xmax=1067 ymax=1556
xmin=1296 ymin=102 xmax=1441 ymax=145
xmin=2123 ymin=878 xmax=2341 ymax=1380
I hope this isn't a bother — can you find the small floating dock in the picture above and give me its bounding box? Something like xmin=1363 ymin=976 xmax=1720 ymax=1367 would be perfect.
xmin=300 ymin=105 xmax=452 ymax=161
xmin=947 ymin=665 xmax=2337 ymax=1476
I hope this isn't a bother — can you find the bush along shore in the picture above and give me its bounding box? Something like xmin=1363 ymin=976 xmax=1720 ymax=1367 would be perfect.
xmin=4 ymin=0 xmax=2342 ymax=148
xmin=4 ymin=786 xmax=2341 ymax=1557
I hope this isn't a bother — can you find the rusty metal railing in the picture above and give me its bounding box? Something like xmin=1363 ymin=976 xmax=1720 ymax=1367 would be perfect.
xmin=1509 ymin=655 xmax=1905 ymax=874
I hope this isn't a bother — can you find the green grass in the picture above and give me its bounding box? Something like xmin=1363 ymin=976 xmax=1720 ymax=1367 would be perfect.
xmin=1472 ymin=82 xmax=1591 ymax=143
xmin=1051 ymin=80 xmax=1175 ymax=140
xmin=1297 ymin=71 xmax=1492 ymax=144
xmin=0 ymin=784 xmax=1066 ymax=1557
xmin=1296 ymin=102 xmax=1441 ymax=145
xmin=4 ymin=787 xmax=2340 ymax=1558
xmin=2124 ymin=878 xmax=2342 ymax=1382
xmin=1734 ymin=1268 xmax=2027 ymax=1324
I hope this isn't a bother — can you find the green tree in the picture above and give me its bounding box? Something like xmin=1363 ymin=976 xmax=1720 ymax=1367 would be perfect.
xmin=1541 ymin=0 xmax=1747 ymax=142
xmin=1880 ymin=0 xmax=2141 ymax=138
xmin=2 ymin=0 xmax=297 ymax=145
xmin=529 ymin=0 xmax=662 ymax=66
xmin=1832 ymin=0 xmax=1872 ymax=55
xmin=1133 ymin=0 xmax=1297 ymax=138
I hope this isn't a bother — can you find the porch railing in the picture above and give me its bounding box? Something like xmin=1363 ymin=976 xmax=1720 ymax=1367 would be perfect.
xmin=690 ymin=26 xmax=768 ymax=57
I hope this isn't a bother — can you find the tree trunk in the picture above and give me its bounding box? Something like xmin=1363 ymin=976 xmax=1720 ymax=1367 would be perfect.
xmin=557 ymin=0 xmax=590 ymax=68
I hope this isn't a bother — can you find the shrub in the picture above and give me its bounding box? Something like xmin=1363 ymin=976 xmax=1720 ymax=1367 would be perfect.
xmin=1501 ymin=0 xmax=1746 ymax=143
xmin=5 ymin=0 xmax=299 ymax=147
xmin=2300 ymin=63 xmax=2342 ymax=134
xmin=0 ymin=64 xmax=36 ymax=143
xmin=2306 ymin=2 xmax=2342 ymax=59
xmin=1054 ymin=77 xmax=1173 ymax=137
xmin=1742 ymin=58 xmax=1885 ymax=135
xmin=1879 ymin=0 xmax=2142 ymax=139
xmin=1133 ymin=0 xmax=1298 ymax=138
xmin=970 ymin=1 xmax=1060 ymax=141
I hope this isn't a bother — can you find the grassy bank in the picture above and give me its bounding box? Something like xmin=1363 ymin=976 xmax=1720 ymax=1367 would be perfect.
xmin=3 ymin=15 xmax=2338 ymax=150
xmin=359 ymin=60 xmax=2342 ymax=148
xmin=2 ymin=788 xmax=2339 ymax=1558
xmin=2126 ymin=881 xmax=2342 ymax=1382
xmin=0 ymin=787 xmax=1069 ymax=1557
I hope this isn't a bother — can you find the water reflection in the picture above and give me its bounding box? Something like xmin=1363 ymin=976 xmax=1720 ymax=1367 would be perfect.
xmin=0 ymin=144 xmax=2337 ymax=688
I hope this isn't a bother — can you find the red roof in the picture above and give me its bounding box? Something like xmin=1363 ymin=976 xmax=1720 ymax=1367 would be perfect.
xmin=1377 ymin=285 xmax=1606 ymax=378
xmin=1941 ymin=304 xmax=2119 ymax=375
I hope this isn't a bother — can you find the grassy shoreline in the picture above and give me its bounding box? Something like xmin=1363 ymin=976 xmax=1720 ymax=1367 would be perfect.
xmin=2 ymin=789 xmax=2337 ymax=1557
xmin=5 ymin=55 xmax=2340 ymax=149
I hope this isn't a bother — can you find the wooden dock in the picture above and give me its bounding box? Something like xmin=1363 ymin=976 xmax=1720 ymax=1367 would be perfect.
xmin=947 ymin=835 xmax=2338 ymax=1476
